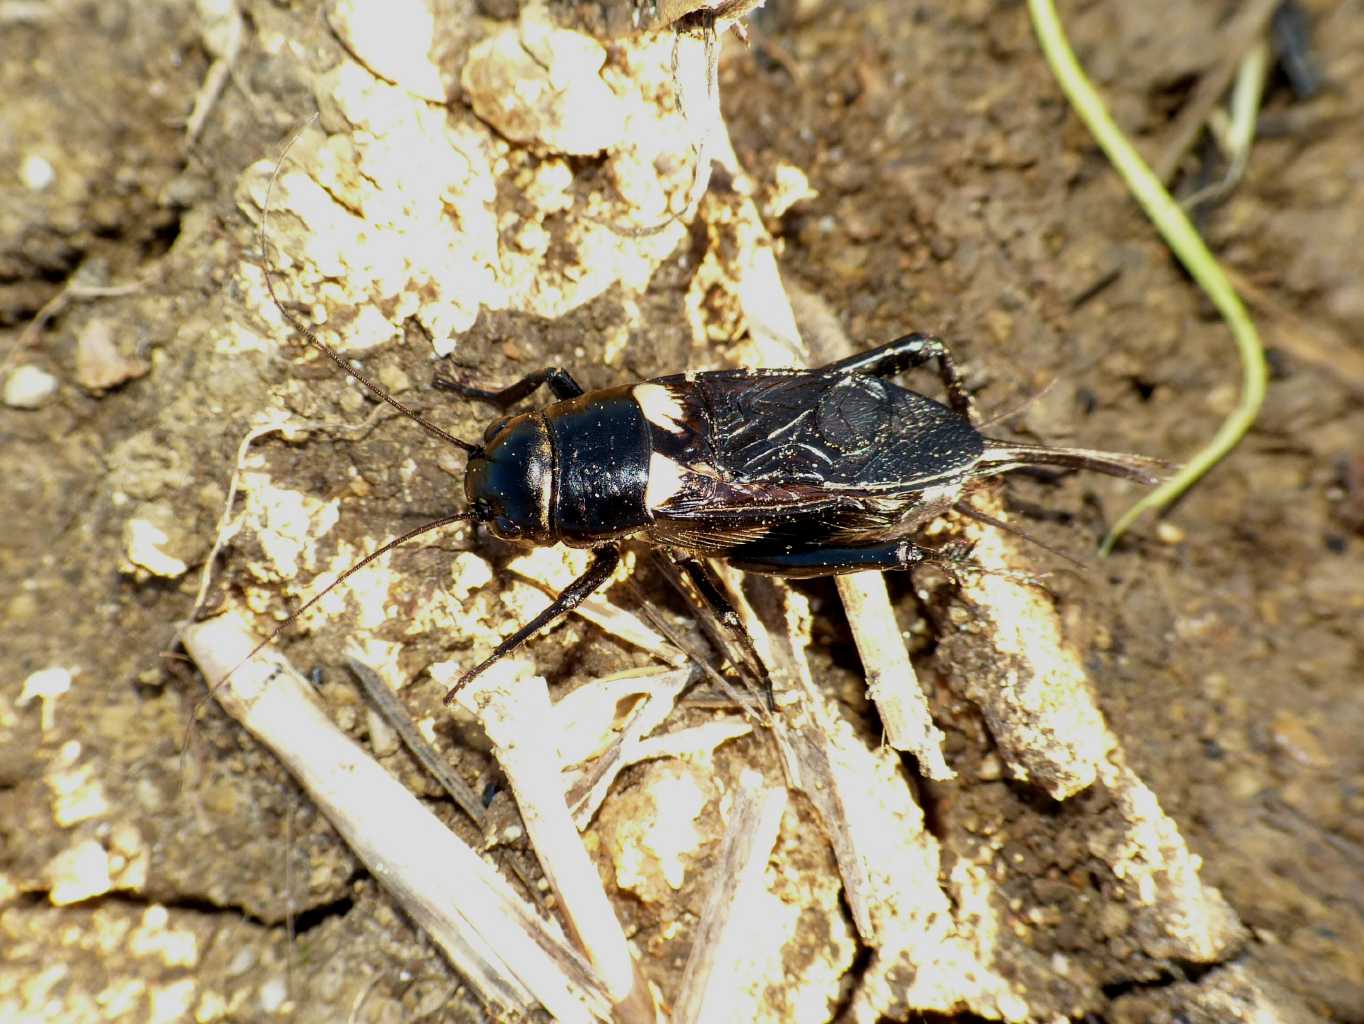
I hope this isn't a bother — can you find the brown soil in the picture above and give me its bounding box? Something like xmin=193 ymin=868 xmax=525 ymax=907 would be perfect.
xmin=2 ymin=1 xmax=1360 ymax=1022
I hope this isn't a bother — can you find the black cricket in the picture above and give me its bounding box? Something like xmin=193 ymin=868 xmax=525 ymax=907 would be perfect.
xmin=439 ymin=336 xmax=1160 ymax=703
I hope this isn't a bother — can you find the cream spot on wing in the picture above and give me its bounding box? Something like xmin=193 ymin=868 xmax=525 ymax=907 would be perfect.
xmin=633 ymin=383 xmax=688 ymax=434
xmin=645 ymin=452 xmax=688 ymax=509
xmin=918 ymin=484 xmax=958 ymax=506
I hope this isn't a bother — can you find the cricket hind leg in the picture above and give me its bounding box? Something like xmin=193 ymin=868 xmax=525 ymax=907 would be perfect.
xmin=442 ymin=544 xmax=620 ymax=704
xmin=432 ymin=366 xmax=585 ymax=407
xmin=817 ymin=332 xmax=976 ymax=422
xmin=660 ymin=551 xmax=777 ymax=711
xmin=728 ymin=538 xmax=968 ymax=579
xmin=731 ymin=538 xmax=1053 ymax=592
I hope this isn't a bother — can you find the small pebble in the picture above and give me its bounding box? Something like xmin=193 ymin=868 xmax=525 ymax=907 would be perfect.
xmin=4 ymin=364 xmax=58 ymax=408
xmin=20 ymin=153 xmax=55 ymax=191
xmin=123 ymin=517 xmax=189 ymax=578
xmin=977 ymin=752 xmax=1004 ymax=781
xmin=47 ymin=839 xmax=113 ymax=905
xmin=1156 ymin=521 xmax=1185 ymax=545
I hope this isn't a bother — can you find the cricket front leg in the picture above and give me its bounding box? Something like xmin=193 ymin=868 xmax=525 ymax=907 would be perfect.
xmin=433 ymin=366 xmax=586 ymax=407
xmin=442 ymin=544 xmax=621 ymax=704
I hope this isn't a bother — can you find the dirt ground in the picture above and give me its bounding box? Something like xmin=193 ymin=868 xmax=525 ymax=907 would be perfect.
xmin=2 ymin=1 xmax=1362 ymax=1022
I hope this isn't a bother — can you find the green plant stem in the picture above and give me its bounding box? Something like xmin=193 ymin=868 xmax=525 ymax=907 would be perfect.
xmin=1027 ymin=0 xmax=1268 ymax=555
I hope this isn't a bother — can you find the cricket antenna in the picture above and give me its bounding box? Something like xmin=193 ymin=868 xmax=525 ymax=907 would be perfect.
xmin=230 ymin=510 xmax=475 ymax=673
xmin=259 ymin=116 xmax=481 ymax=456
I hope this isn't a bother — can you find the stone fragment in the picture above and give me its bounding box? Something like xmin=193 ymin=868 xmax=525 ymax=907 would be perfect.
xmin=462 ymin=20 xmax=629 ymax=155
xmin=75 ymin=318 xmax=148 ymax=391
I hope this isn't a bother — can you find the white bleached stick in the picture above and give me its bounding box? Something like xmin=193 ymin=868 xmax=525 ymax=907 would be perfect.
xmin=673 ymin=776 xmax=787 ymax=1024
xmin=455 ymin=663 xmax=661 ymax=1024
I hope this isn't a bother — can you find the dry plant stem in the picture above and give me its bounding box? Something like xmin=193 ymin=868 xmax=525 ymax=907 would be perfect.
xmin=342 ymin=657 xmax=487 ymax=827
xmin=565 ymin=666 xmax=700 ymax=827
xmin=1152 ymin=0 xmax=1282 ymax=184
xmin=781 ymin=725 xmax=878 ymax=940
xmin=189 ymin=406 xmax=389 ymax=620
xmin=573 ymin=717 xmax=753 ymax=828
xmin=947 ymin=513 xmax=1110 ymax=798
xmin=630 ymin=720 xmax=752 ymax=762
xmin=719 ymin=568 xmax=880 ymax=941
xmin=641 ymin=555 xmax=772 ymax=709
xmin=836 ymin=574 xmax=950 ymax=776
xmin=673 ymin=778 xmax=787 ymax=1024
xmin=572 ymin=593 xmax=688 ymax=665
xmin=343 ymin=657 xmax=551 ymax=917
xmin=5 ymin=277 xmax=143 ymax=376
xmin=179 ymin=614 xmax=610 ymax=1023
xmin=455 ymin=666 xmax=660 ymax=1024
xmin=185 ymin=60 xmax=232 ymax=147
xmin=184 ymin=0 xmax=243 ymax=146
xmin=681 ymin=37 xmax=805 ymax=364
